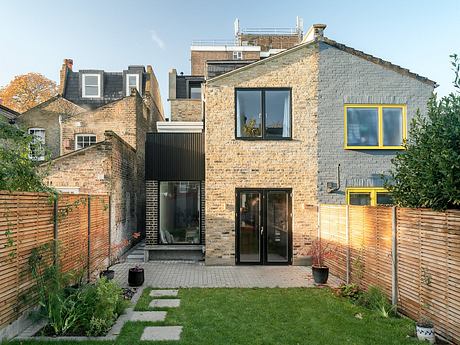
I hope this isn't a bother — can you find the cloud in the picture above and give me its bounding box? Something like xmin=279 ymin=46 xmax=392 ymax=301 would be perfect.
xmin=150 ymin=30 xmax=165 ymax=50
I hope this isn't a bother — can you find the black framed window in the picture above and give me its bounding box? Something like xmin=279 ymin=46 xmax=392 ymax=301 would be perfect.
xmin=188 ymin=82 xmax=201 ymax=99
xmin=159 ymin=181 xmax=201 ymax=244
xmin=236 ymin=88 xmax=291 ymax=139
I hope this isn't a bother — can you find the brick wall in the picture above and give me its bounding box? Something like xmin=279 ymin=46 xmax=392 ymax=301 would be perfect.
xmin=239 ymin=34 xmax=301 ymax=51
xmin=317 ymin=42 xmax=434 ymax=204
xmin=205 ymin=44 xmax=320 ymax=265
xmin=16 ymin=97 xmax=85 ymax=158
xmin=42 ymin=131 xmax=138 ymax=248
xmin=145 ymin=180 xmax=158 ymax=245
xmin=191 ymin=50 xmax=260 ymax=76
xmin=170 ymin=99 xmax=202 ymax=121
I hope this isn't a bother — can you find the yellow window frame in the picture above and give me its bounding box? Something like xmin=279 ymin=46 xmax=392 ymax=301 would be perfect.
xmin=344 ymin=104 xmax=407 ymax=149
xmin=346 ymin=188 xmax=391 ymax=206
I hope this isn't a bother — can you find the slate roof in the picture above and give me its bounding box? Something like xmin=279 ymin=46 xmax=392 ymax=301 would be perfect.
xmin=62 ymin=66 xmax=149 ymax=109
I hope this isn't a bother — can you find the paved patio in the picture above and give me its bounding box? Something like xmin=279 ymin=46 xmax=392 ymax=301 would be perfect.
xmin=112 ymin=261 xmax=342 ymax=288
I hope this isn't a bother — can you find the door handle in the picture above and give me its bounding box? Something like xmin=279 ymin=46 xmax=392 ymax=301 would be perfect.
xmin=260 ymin=226 xmax=264 ymax=236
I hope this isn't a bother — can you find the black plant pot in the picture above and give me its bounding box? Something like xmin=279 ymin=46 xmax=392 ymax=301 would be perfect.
xmin=128 ymin=268 xmax=144 ymax=287
xmin=100 ymin=269 xmax=115 ymax=280
xmin=312 ymin=266 xmax=329 ymax=284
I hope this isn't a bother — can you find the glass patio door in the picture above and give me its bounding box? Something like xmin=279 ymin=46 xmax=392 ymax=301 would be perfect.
xmin=236 ymin=189 xmax=291 ymax=265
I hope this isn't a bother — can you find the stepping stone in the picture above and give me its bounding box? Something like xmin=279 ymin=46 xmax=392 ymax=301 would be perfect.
xmin=150 ymin=289 xmax=179 ymax=297
xmin=130 ymin=311 xmax=166 ymax=322
xmin=141 ymin=326 xmax=183 ymax=341
xmin=149 ymin=299 xmax=181 ymax=308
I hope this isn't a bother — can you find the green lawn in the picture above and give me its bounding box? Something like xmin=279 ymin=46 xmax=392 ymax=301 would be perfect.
xmin=6 ymin=287 xmax=418 ymax=345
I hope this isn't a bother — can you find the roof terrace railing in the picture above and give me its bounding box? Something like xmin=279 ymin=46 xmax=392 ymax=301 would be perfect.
xmin=191 ymin=39 xmax=239 ymax=46
xmin=241 ymin=27 xmax=300 ymax=35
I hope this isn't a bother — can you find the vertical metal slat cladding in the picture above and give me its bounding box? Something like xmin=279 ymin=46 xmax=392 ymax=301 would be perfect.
xmin=145 ymin=132 xmax=204 ymax=181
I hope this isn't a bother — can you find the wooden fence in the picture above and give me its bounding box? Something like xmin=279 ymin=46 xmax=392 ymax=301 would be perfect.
xmin=317 ymin=204 xmax=460 ymax=344
xmin=0 ymin=191 xmax=110 ymax=330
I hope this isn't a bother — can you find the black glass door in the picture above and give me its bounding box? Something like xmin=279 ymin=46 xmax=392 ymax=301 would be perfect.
xmin=236 ymin=189 xmax=292 ymax=265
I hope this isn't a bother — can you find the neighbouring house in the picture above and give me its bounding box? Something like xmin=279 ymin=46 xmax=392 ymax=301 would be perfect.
xmin=14 ymin=59 xmax=164 ymax=249
xmin=0 ymin=104 xmax=19 ymax=124
xmin=145 ymin=20 xmax=436 ymax=265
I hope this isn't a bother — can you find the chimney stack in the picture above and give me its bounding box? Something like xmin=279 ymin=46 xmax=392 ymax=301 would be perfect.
xmin=303 ymin=24 xmax=327 ymax=43
xmin=59 ymin=58 xmax=73 ymax=95
xmin=64 ymin=58 xmax=73 ymax=70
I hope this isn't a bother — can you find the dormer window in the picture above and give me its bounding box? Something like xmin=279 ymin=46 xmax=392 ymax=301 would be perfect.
xmin=126 ymin=74 xmax=140 ymax=96
xmin=233 ymin=51 xmax=243 ymax=60
xmin=82 ymin=74 xmax=101 ymax=98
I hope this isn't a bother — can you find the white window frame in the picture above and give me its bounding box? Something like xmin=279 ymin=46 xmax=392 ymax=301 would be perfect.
xmin=233 ymin=51 xmax=243 ymax=60
xmin=75 ymin=134 xmax=96 ymax=150
xmin=126 ymin=74 xmax=140 ymax=96
xmin=28 ymin=128 xmax=46 ymax=161
xmin=82 ymin=74 xmax=101 ymax=98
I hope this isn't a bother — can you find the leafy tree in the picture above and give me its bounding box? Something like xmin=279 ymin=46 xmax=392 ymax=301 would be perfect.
xmin=386 ymin=54 xmax=460 ymax=210
xmin=0 ymin=72 xmax=58 ymax=113
xmin=0 ymin=118 xmax=53 ymax=192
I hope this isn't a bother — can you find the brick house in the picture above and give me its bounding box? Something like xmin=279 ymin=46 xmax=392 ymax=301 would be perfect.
xmin=15 ymin=59 xmax=164 ymax=249
xmin=144 ymin=21 xmax=435 ymax=265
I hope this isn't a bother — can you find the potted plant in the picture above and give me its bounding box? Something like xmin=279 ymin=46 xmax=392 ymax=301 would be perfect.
xmin=307 ymin=239 xmax=336 ymax=285
xmin=100 ymin=239 xmax=129 ymax=280
xmin=128 ymin=265 xmax=144 ymax=287
xmin=416 ymin=316 xmax=435 ymax=344
xmin=416 ymin=267 xmax=435 ymax=343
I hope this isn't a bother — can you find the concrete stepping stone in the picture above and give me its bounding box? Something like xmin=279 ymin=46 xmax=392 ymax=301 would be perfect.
xmin=149 ymin=299 xmax=181 ymax=308
xmin=130 ymin=311 xmax=166 ymax=322
xmin=150 ymin=289 xmax=179 ymax=297
xmin=141 ymin=326 xmax=183 ymax=341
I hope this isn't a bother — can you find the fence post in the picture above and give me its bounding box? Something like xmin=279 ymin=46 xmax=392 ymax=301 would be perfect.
xmin=346 ymin=205 xmax=350 ymax=284
xmin=87 ymin=195 xmax=91 ymax=282
xmin=391 ymin=206 xmax=398 ymax=306
xmin=53 ymin=194 xmax=58 ymax=266
xmin=108 ymin=195 xmax=112 ymax=265
xmin=317 ymin=204 xmax=321 ymax=240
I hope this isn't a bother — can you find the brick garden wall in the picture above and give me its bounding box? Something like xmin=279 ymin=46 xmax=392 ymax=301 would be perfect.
xmin=204 ymin=44 xmax=320 ymax=265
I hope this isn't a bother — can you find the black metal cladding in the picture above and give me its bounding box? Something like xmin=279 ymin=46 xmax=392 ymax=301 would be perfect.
xmin=145 ymin=133 xmax=204 ymax=181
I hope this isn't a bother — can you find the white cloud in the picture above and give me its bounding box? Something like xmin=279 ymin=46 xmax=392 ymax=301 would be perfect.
xmin=150 ymin=30 xmax=165 ymax=50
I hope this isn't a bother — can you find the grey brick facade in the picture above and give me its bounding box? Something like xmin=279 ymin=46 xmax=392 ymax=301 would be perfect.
xmin=317 ymin=42 xmax=434 ymax=204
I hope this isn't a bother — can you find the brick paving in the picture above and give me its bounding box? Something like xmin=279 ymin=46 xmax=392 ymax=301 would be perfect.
xmin=112 ymin=261 xmax=342 ymax=288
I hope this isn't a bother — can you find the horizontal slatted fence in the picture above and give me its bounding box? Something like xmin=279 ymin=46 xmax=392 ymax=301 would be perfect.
xmin=318 ymin=204 xmax=460 ymax=344
xmin=0 ymin=191 xmax=109 ymax=330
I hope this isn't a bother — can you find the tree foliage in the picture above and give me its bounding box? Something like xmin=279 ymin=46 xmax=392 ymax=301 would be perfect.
xmin=386 ymin=54 xmax=460 ymax=210
xmin=0 ymin=119 xmax=53 ymax=192
xmin=0 ymin=72 xmax=58 ymax=113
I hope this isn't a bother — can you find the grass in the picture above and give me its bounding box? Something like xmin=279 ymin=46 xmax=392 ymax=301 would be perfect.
xmin=5 ymin=287 xmax=419 ymax=345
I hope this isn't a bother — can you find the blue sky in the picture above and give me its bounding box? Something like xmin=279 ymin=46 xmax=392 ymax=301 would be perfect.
xmin=1 ymin=0 xmax=459 ymax=115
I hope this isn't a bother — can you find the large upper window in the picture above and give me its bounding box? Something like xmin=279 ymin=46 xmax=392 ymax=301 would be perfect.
xmin=75 ymin=134 xmax=96 ymax=150
xmin=236 ymin=89 xmax=291 ymax=139
xmin=126 ymin=74 xmax=140 ymax=96
xmin=82 ymin=74 xmax=101 ymax=98
xmin=159 ymin=181 xmax=200 ymax=244
xmin=28 ymin=128 xmax=45 ymax=161
xmin=347 ymin=188 xmax=393 ymax=206
xmin=345 ymin=105 xmax=406 ymax=149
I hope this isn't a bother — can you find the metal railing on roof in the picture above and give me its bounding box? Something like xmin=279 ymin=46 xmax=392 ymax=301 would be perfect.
xmin=191 ymin=39 xmax=239 ymax=46
xmin=241 ymin=27 xmax=300 ymax=35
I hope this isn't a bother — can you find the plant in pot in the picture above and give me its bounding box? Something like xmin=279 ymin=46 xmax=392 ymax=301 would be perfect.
xmin=100 ymin=239 xmax=129 ymax=280
xmin=416 ymin=267 xmax=435 ymax=344
xmin=127 ymin=232 xmax=144 ymax=287
xmin=307 ymin=239 xmax=336 ymax=285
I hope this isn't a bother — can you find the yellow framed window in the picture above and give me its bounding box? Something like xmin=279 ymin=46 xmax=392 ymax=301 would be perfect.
xmin=346 ymin=188 xmax=393 ymax=206
xmin=344 ymin=104 xmax=406 ymax=149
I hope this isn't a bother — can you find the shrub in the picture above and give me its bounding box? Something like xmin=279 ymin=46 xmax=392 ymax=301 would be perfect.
xmin=357 ymin=285 xmax=396 ymax=318
xmin=29 ymin=244 xmax=128 ymax=336
xmin=336 ymin=283 xmax=362 ymax=302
